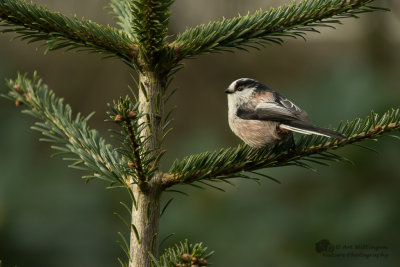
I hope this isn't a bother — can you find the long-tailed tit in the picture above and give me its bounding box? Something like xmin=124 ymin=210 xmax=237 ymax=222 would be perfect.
xmin=225 ymin=78 xmax=345 ymax=148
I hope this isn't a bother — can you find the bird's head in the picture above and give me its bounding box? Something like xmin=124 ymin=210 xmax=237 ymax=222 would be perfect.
xmin=225 ymin=78 xmax=267 ymax=106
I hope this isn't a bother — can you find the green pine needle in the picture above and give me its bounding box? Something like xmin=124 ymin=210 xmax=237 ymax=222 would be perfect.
xmin=0 ymin=0 xmax=136 ymax=63
xmin=0 ymin=1 xmax=396 ymax=266
xmin=171 ymin=0 xmax=389 ymax=60
xmin=110 ymin=0 xmax=135 ymax=40
xmin=3 ymin=72 xmax=131 ymax=188
xmin=131 ymin=0 xmax=175 ymax=44
xmin=130 ymin=0 xmax=175 ymax=68
xmin=151 ymin=239 xmax=213 ymax=267
xmin=163 ymin=108 xmax=400 ymax=188
xmin=107 ymin=96 xmax=156 ymax=186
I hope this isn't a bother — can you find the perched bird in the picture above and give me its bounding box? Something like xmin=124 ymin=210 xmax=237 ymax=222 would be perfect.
xmin=225 ymin=78 xmax=345 ymax=148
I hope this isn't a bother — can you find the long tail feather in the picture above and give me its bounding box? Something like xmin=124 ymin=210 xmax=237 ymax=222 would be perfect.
xmin=280 ymin=122 xmax=346 ymax=139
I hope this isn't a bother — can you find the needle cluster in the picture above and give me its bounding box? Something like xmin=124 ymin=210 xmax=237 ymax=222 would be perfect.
xmin=0 ymin=1 xmax=395 ymax=266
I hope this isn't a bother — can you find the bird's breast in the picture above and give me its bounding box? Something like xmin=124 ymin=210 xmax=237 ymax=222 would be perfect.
xmin=228 ymin=117 xmax=285 ymax=148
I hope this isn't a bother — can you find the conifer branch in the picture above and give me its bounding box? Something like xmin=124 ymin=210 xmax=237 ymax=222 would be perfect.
xmin=0 ymin=0 xmax=137 ymax=63
xmin=3 ymin=72 xmax=130 ymax=187
xmin=131 ymin=0 xmax=175 ymax=68
xmin=171 ymin=0 xmax=388 ymax=60
xmin=1 ymin=1 xmax=395 ymax=266
xmin=108 ymin=98 xmax=152 ymax=190
xmin=126 ymin=121 xmax=146 ymax=180
xmin=162 ymin=109 xmax=400 ymax=188
xmin=110 ymin=0 xmax=135 ymax=40
xmin=151 ymin=239 xmax=213 ymax=267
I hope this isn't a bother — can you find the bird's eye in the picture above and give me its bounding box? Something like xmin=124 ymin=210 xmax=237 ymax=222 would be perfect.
xmin=237 ymin=85 xmax=244 ymax=91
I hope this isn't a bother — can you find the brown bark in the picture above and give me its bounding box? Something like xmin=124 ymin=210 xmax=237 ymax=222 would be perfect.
xmin=129 ymin=71 xmax=165 ymax=267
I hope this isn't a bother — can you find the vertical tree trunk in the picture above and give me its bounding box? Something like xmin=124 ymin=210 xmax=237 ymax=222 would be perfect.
xmin=129 ymin=71 xmax=165 ymax=267
xmin=129 ymin=182 xmax=161 ymax=267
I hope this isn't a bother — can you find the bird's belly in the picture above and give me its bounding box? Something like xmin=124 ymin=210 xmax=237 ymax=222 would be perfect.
xmin=229 ymin=118 xmax=283 ymax=148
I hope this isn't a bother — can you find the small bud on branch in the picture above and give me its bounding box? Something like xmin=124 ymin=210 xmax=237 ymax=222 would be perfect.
xmin=114 ymin=114 xmax=123 ymax=122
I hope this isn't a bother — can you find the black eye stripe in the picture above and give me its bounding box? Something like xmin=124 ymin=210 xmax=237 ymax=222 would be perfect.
xmin=229 ymin=79 xmax=270 ymax=94
xmin=235 ymin=79 xmax=258 ymax=91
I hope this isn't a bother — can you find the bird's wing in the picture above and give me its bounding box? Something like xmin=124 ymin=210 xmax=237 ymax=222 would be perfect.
xmin=240 ymin=91 xmax=310 ymax=123
xmin=253 ymin=101 xmax=300 ymax=121
xmin=273 ymin=92 xmax=310 ymax=123
xmin=236 ymin=91 xmax=346 ymax=139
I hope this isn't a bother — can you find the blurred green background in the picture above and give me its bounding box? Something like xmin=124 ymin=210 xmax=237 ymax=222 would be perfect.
xmin=1 ymin=0 xmax=400 ymax=266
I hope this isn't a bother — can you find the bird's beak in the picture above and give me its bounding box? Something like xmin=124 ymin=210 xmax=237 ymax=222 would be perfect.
xmin=225 ymin=88 xmax=233 ymax=94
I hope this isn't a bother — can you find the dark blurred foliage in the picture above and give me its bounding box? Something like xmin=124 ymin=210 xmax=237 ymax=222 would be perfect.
xmin=1 ymin=0 xmax=400 ymax=266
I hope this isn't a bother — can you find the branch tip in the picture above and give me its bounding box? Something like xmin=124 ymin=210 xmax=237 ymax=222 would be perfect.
xmin=162 ymin=110 xmax=400 ymax=189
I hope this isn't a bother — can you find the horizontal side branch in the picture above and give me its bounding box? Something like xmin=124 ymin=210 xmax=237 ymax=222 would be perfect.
xmin=162 ymin=109 xmax=400 ymax=188
xmin=4 ymin=72 xmax=130 ymax=187
xmin=171 ymin=0 xmax=388 ymax=60
xmin=0 ymin=0 xmax=137 ymax=63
